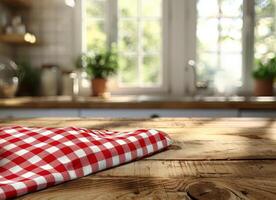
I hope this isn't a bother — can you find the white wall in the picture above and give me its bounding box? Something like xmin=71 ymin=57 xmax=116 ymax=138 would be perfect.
xmin=15 ymin=0 xmax=77 ymax=71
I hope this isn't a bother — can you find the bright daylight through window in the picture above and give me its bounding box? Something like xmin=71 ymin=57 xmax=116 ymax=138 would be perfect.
xmin=84 ymin=0 xmax=276 ymax=92
xmin=197 ymin=0 xmax=243 ymax=89
xmin=196 ymin=0 xmax=276 ymax=91
xmin=84 ymin=0 xmax=163 ymax=89
xmin=255 ymin=0 xmax=276 ymax=60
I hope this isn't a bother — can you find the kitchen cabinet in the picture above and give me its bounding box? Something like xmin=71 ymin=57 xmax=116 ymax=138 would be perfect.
xmin=1 ymin=108 xmax=275 ymax=119
xmin=0 ymin=109 xmax=79 ymax=119
xmin=80 ymin=109 xmax=238 ymax=118
xmin=240 ymin=110 xmax=276 ymax=117
xmin=0 ymin=96 xmax=275 ymax=119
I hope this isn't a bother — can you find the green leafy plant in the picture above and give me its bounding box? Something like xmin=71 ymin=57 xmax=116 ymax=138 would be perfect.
xmin=253 ymin=56 xmax=276 ymax=80
xmin=16 ymin=61 xmax=41 ymax=96
xmin=85 ymin=46 xmax=118 ymax=79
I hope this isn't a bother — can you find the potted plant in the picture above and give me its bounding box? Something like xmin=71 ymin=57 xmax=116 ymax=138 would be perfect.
xmin=253 ymin=56 xmax=276 ymax=96
xmin=86 ymin=46 xmax=118 ymax=96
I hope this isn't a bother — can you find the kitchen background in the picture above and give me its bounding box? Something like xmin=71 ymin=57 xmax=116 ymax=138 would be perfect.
xmin=0 ymin=0 xmax=276 ymax=118
xmin=0 ymin=0 xmax=76 ymax=69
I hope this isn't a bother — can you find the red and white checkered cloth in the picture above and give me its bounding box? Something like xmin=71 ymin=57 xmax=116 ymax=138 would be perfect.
xmin=0 ymin=126 xmax=172 ymax=199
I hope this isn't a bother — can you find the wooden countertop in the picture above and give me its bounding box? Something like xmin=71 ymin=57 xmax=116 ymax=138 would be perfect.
xmin=0 ymin=96 xmax=276 ymax=109
xmin=0 ymin=118 xmax=275 ymax=199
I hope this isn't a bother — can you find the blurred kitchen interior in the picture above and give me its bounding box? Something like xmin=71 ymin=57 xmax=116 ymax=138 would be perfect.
xmin=0 ymin=0 xmax=276 ymax=118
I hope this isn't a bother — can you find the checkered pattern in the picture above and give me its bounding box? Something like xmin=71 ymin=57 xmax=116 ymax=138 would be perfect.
xmin=0 ymin=126 xmax=172 ymax=200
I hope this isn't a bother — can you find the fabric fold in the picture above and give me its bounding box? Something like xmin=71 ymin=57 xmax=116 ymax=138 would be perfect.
xmin=0 ymin=126 xmax=172 ymax=199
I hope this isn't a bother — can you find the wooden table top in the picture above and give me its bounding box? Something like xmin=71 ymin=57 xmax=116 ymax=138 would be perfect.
xmin=0 ymin=96 xmax=276 ymax=109
xmin=1 ymin=118 xmax=276 ymax=199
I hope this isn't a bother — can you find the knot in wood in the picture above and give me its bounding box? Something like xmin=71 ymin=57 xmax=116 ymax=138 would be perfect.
xmin=186 ymin=181 xmax=233 ymax=200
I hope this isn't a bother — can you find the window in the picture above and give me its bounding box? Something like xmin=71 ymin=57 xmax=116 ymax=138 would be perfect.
xmin=255 ymin=0 xmax=276 ymax=60
xmin=196 ymin=0 xmax=243 ymax=88
xmin=196 ymin=0 xmax=276 ymax=92
xmin=84 ymin=0 xmax=163 ymax=90
xmin=82 ymin=0 xmax=276 ymax=95
xmin=85 ymin=0 xmax=107 ymax=51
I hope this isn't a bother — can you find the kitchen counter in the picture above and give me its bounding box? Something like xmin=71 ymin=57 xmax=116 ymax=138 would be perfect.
xmin=1 ymin=96 xmax=276 ymax=118
xmin=0 ymin=95 xmax=276 ymax=109
xmin=1 ymin=118 xmax=275 ymax=199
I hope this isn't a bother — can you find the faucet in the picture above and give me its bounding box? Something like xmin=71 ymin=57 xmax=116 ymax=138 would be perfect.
xmin=185 ymin=60 xmax=197 ymax=96
xmin=185 ymin=60 xmax=209 ymax=96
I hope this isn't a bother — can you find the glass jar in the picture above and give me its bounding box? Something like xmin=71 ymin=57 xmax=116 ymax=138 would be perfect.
xmin=0 ymin=57 xmax=18 ymax=98
xmin=73 ymin=69 xmax=91 ymax=97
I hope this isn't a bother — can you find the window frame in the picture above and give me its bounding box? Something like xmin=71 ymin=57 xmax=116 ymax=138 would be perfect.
xmin=75 ymin=0 xmax=262 ymax=96
xmin=192 ymin=0 xmax=255 ymax=95
xmin=80 ymin=0 xmax=170 ymax=95
xmin=242 ymin=0 xmax=255 ymax=94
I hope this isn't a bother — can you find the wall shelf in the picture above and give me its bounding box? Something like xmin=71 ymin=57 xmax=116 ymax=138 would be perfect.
xmin=0 ymin=33 xmax=37 ymax=45
xmin=1 ymin=0 xmax=31 ymax=9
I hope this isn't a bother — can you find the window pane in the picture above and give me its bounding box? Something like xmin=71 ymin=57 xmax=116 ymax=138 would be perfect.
xmin=118 ymin=0 xmax=163 ymax=88
xmin=221 ymin=0 xmax=243 ymax=17
xmin=256 ymin=17 xmax=274 ymax=38
xmin=119 ymin=56 xmax=138 ymax=86
xmin=256 ymin=0 xmax=275 ymax=17
xmin=255 ymin=0 xmax=276 ymax=59
xmin=143 ymin=55 xmax=161 ymax=85
xmin=118 ymin=20 xmax=138 ymax=52
xmin=86 ymin=20 xmax=106 ymax=50
xmin=197 ymin=19 xmax=219 ymax=52
xmin=119 ymin=0 xmax=138 ymax=17
xmin=142 ymin=21 xmax=161 ymax=52
xmin=213 ymin=54 xmax=242 ymax=92
xmin=197 ymin=53 xmax=218 ymax=83
xmin=220 ymin=18 xmax=242 ymax=53
xmin=220 ymin=53 xmax=242 ymax=83
xmin=85 ymin=0 xmax=106 ymax=51
xmin=85 ymin=0 xmax=163 ymax=88
xmin=197 ymin=0 xmax=219 ymax=17
xmin=141 ymin=0 xmax=162 ymax=17
xmin=86 ymin=0 xmax=105 ymax=18
xmin=196 ymin=0 xmax=243 ymax=87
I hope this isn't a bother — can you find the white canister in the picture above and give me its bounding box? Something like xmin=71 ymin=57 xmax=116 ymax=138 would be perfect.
xmin=41 ymin=65 xmax=59 ymax=96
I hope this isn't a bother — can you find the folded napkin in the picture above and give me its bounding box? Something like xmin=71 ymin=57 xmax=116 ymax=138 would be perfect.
xmin=0 ymin=126 xmax=172 ymax=199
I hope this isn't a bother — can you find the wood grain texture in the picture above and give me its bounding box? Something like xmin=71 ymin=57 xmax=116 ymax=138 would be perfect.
xmin=0 ymin=96 xmax=276 ymax=109
xmin=16 ymin=177 xmax=276 ymax=200
xmin=1 ymin=118 xmax=275 ymax=160
xmin=95 ymin=160 xmax=276 ymax=179
xmin=0 ymin=118 xmax=275 ymax=199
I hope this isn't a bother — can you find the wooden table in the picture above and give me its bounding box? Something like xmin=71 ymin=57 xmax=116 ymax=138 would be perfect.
xmin=1 ymin=118 xmax=276 ymax=200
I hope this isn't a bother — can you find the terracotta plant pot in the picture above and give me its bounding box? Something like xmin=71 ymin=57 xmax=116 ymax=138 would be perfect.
xmin=92 ymin=78 xmax=107 ymax=96
xmin=254 ymin=79 xmax=274 ymax=96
